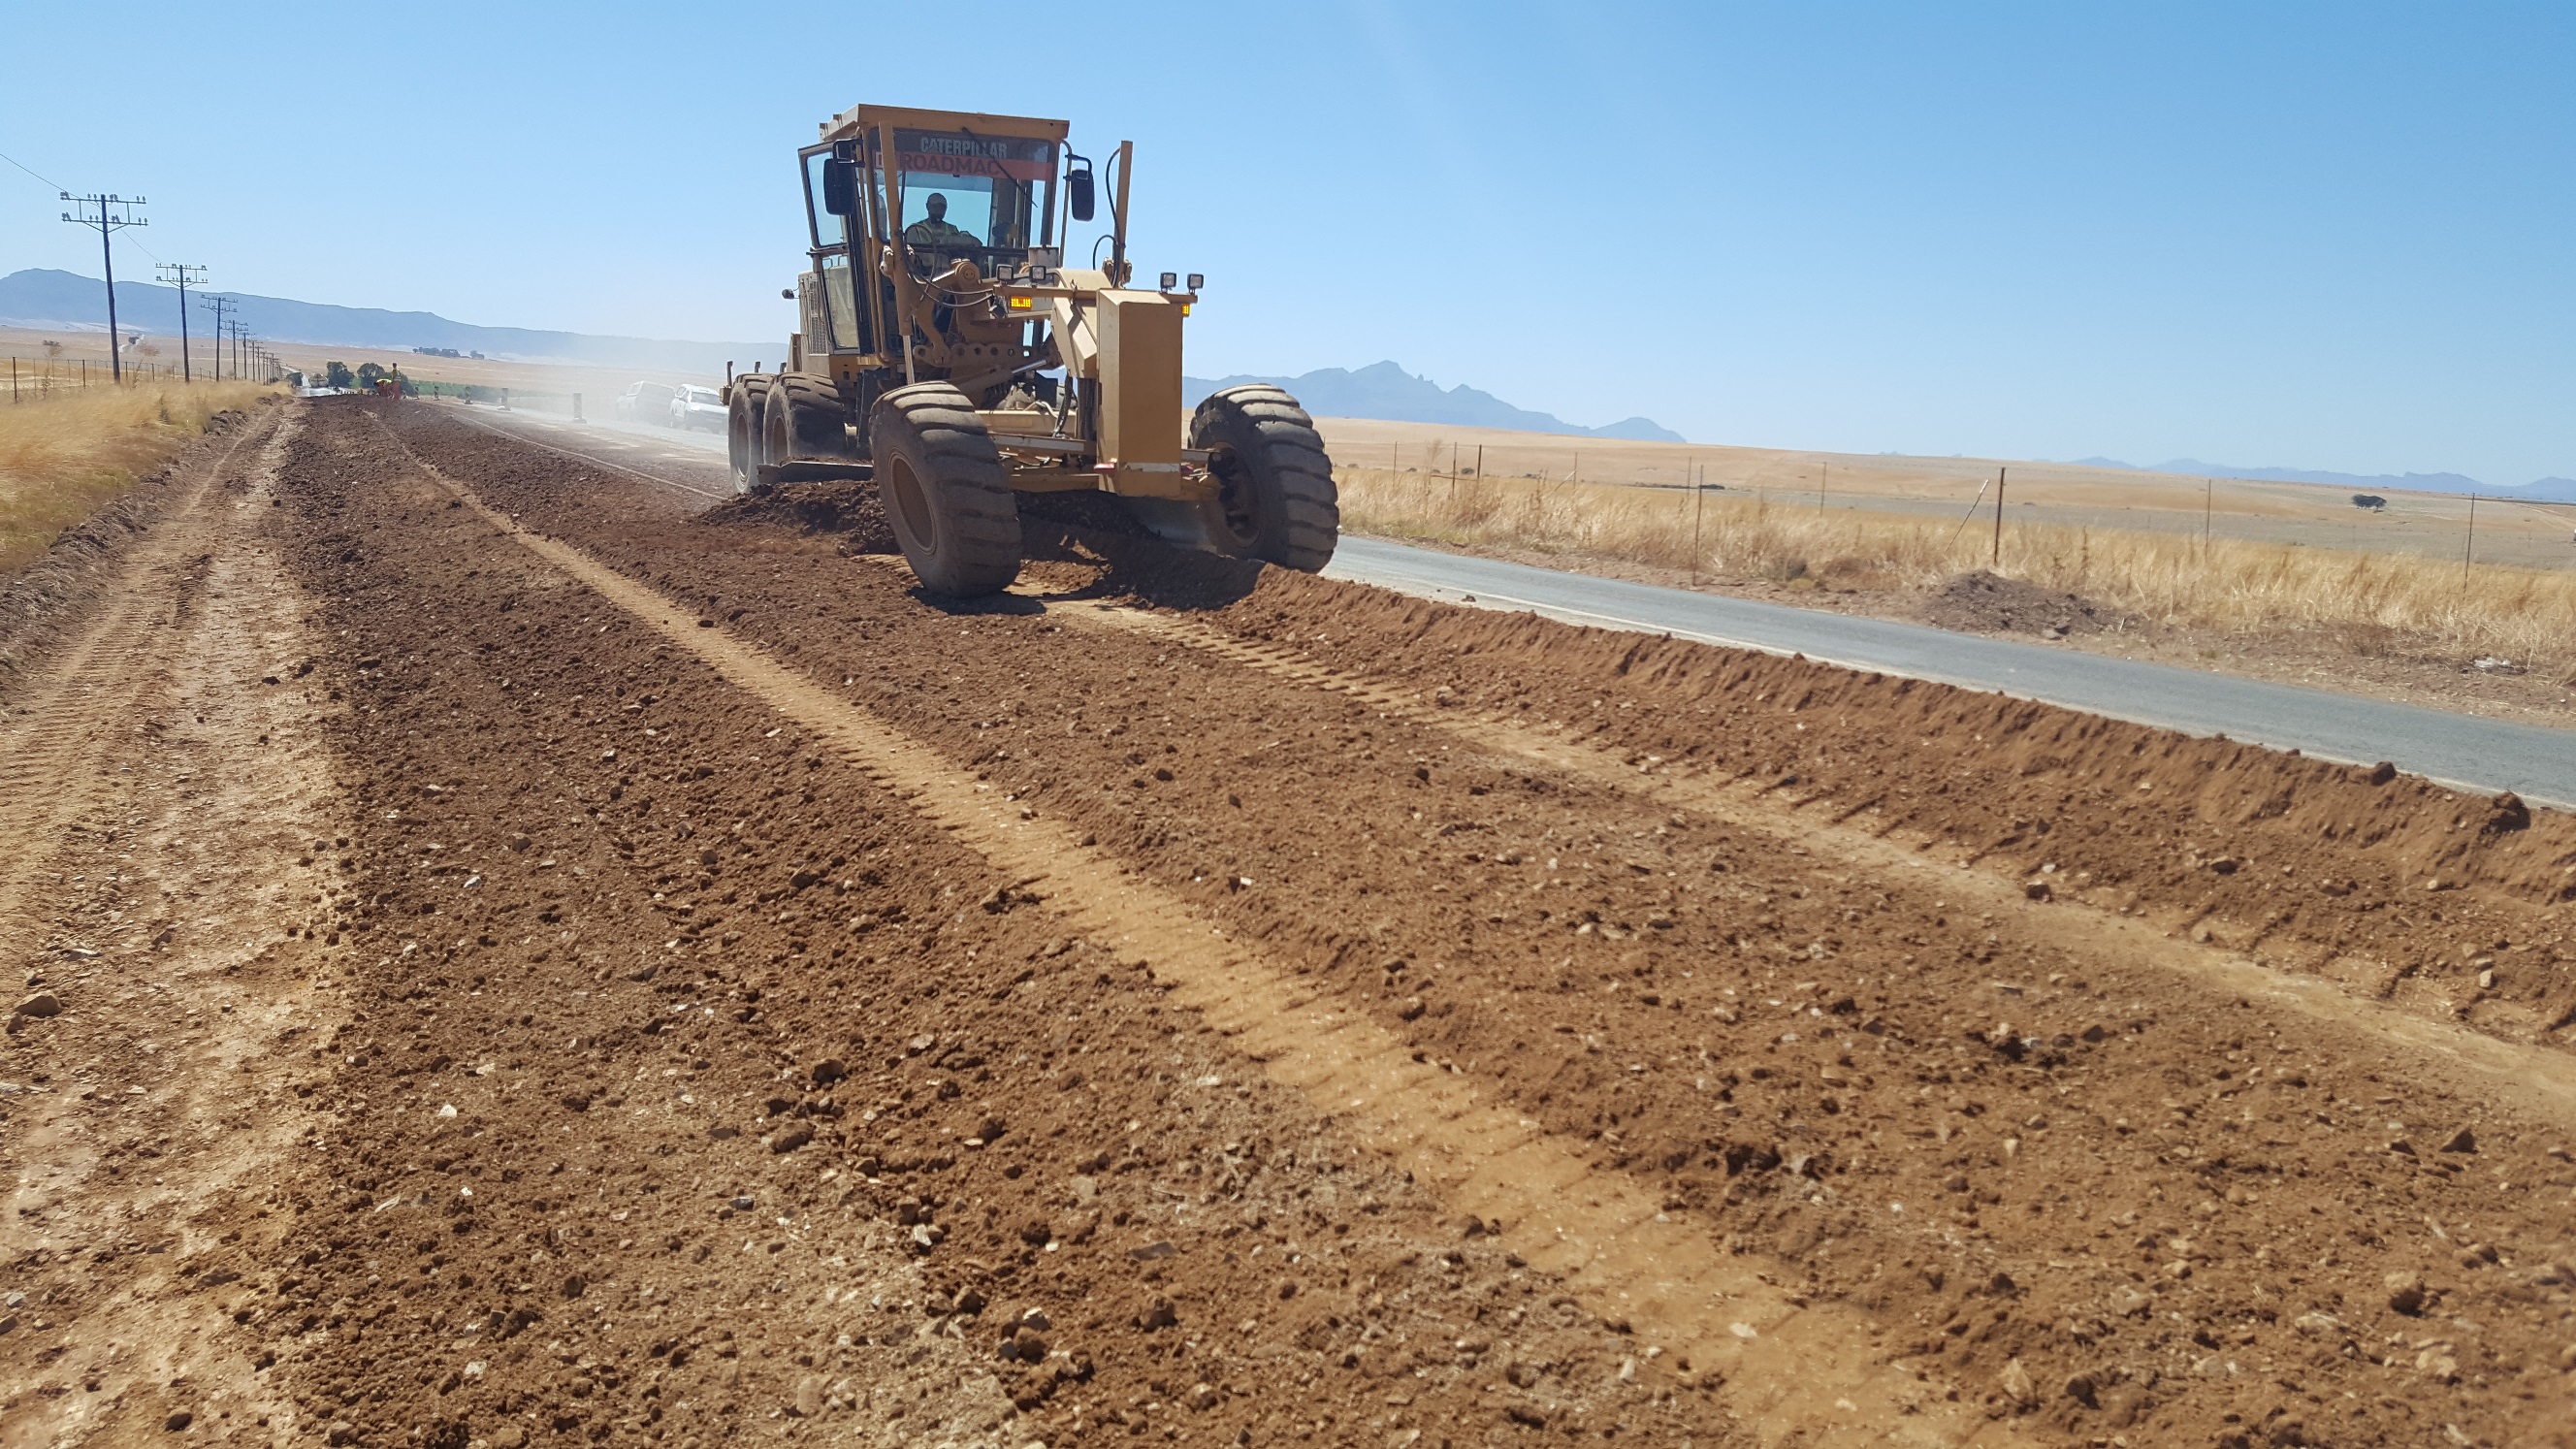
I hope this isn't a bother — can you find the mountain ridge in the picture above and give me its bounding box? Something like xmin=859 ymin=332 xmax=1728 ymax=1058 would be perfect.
xmin=0 ymin=268 xmax=766 ymax=375
xmin=1182 ymin=362 xmax=1684 ymax=442
xmin=2066 ymin=453 xmax=2576 ymax=501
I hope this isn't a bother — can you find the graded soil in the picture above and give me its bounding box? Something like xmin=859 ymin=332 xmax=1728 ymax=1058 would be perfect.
xmin=1 ymin=395 xmax=2571 ymax=1449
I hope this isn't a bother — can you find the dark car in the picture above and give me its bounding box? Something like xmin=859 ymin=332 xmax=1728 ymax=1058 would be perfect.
xmin=613 ymin=381 xmax=678 ymax=425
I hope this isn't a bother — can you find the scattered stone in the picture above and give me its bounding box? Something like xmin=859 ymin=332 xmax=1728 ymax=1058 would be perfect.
xmin=1138 ymin=1297 xmax=1178 ymax=1331
xmin=559 ymin=1090 xmax=593 ymax=1112
xmin=1129 ymin=1240 xmax=1176 ymax=1261
xmin=163 ymin=1411 xmax=192 ymax=1432
xmin=792 ymin=1373 xmax=824 ymax=1418
xmin=562 ymin=1273 xmax=588 ymax=1300
xmin=731 ymin=1195 xmax=755 ymax=1211
xmin=1998 ymin=1358 xmax=2038 ymax=1409
xmin=2367 ymin=761 xmax=2398 ymax=786
xmin=770 ymin=1126 xmax=814 ymax=1154
xmin=2023 ymin=880 xmax=2051 ymax=901
xmin=812 ymin=1057 xmax=848 ymax=1085
xmin=15 ymin=992 xmax=62 ymax=1019
xmin=2385 ymin=1271 xmax=2427 ymax=1315
xmin=490 ymin=1429 xmax=527 ymax=1449
xmin=2063 ymin=1372 xmax=2097 ymax=1408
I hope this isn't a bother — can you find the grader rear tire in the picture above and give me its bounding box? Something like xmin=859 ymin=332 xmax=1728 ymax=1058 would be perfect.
xmin=725 ymin=375 xmax=774 ymax=493
xmin=1182 ymin=384 xmax=1339 ymax=571
xmin=763 ymin=371 xmax=852 ymax=465
xmin=871 ymin=382 xmax=1022 ymax=596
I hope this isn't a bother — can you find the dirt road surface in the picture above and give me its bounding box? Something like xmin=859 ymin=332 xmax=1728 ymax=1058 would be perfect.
xmin=3 ymin=396 xmax=2571 ymax=1449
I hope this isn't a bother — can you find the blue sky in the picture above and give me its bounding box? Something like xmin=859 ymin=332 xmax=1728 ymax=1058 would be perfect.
xmin=5 ymin=2 xmax=2570 ymax=482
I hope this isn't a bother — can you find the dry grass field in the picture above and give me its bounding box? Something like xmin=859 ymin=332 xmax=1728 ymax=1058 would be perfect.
xmin=1336 ymin=460 xmax=2576 ymax=681
xmin=1316 ymin=415 xmax=2576 ymax=572
xmin=0 ymin=378 xmax=273 ymax=573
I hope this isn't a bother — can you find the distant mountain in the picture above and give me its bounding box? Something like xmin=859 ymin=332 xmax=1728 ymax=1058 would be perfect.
xmin=1183 ymin=361 xmax=1684 ymax=442
xmin=0 ymin=269 xmax=767 ymax=375
xmin=2068 ymin=452 xmax=2576 ymax=502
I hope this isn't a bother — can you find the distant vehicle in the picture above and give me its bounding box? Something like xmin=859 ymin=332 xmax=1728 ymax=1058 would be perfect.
xmin=614 ymin=381 xmax=678 ymax=424
xmin=671 ymin=385 xmax=726 ymax=433
xmin=2351 ymin=494 xmax=2387 ymax=511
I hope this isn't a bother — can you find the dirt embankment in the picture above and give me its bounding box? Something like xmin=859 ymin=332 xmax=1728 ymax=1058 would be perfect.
xmin=355 ymin=396 xmax=2576 ymax=1449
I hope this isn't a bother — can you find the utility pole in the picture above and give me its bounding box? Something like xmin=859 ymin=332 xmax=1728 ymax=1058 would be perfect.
xmin=1690 ymin=458 xmax=1704 ymax=584
xmin=200 ymin=295 xmax=237 ymax=378
xmin=1992 ymin=467 xmax=2007 ymax=566
xmin=2463 ymin=494 xmax=2476 ymax=585
xmin=157 ymin=263 xmax=206 ymax=382
xmin=60 ymin=193 xmax=147 ymax=382
xmin=2204 ymin=478 xmax=2213 ymax=556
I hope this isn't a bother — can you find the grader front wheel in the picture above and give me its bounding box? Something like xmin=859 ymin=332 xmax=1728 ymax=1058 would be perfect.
xmin=763 ymin=371 xmax=853 ymax=464
xmin=871 ymin=382 xmax=1023 ymax=597
xmin=1187 ymin=385 xmax=1339 ymax=571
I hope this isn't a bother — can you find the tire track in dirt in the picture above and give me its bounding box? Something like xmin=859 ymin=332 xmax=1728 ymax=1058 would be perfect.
xmin=2 ymin=405 xmax=360 ymax=1444
xmin=370 ymin=420 xmax=2007 ymax=1445
xmin=0 ymin=412 xmax=273 ymax=961
xmin=1045 ymin=597 xmax=2576 ymax=1126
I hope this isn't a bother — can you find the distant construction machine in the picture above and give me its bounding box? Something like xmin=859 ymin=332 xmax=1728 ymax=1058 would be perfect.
xmin=728 ymin=104 xmax=1338 ymax=596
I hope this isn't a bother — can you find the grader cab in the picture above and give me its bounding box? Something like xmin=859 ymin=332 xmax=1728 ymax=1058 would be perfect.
xmin=727 ymin=103 xmax=1338 ymax=596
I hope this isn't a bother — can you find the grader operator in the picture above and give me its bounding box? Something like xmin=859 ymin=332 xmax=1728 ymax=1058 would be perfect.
xmin=727 ymin=104 xmax=1338 ymax=596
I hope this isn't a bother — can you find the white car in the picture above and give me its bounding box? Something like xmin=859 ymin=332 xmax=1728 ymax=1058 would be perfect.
xmin=671 ymin=385 xmax=726 ymax=433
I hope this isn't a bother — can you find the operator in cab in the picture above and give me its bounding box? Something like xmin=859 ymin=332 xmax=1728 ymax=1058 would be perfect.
xmin=904 ymin=193 xmax=980 ymax=262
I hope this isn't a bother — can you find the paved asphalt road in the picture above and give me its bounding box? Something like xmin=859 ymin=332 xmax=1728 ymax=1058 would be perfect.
xmin=1324 ymin=537 xmax=2575 ymax=808
xmin=469 ymin=406 xmax=2573 ymax=808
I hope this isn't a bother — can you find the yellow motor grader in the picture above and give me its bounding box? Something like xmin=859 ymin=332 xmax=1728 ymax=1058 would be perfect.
xmin=727 ymin=103 xmax=1338 ymax=596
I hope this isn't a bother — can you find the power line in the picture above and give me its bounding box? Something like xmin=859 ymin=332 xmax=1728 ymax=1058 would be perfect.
xmin=0 ymin=147 xmax=65 ymax=191
xmin=156 ymin=263 xmax=207 ymax=382
xmin=60 ymin=193 xmax=147 ymax=382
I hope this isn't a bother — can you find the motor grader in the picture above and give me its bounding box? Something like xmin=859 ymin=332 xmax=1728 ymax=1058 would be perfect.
xmin=727 ymin=103 xmax=1338 ymax=596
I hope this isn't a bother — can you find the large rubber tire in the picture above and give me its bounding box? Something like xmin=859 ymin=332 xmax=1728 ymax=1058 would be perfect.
xmin=726 ymin=375 xmax=774 ymax=493
xmin=871 ymin=382 xmax=1022 ymax=596
xmin=763 ymin=370 xmax=853 ymax=466
xmin=1182 ymin=384 xmax=1338 ymax=570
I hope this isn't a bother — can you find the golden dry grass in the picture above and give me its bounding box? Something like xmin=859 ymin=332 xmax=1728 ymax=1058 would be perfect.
xmin=1336 ymin=467 xmax=2576 ymax=675
xmin=0 ymin=381 xmax=271 ymax=574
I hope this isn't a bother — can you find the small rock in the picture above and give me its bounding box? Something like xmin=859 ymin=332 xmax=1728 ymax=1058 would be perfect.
xmin=15 ymin=993 xmax=62 ymax=1019
xmin=1128 ymin=1240 xmax=1176 ymax=1261
xmin=559 ymin=1090 xmax=593 ymax=1112
xmin=1998 ymin=1358 xmax=2038 ymax=1409
xmin=792 ymin=1373 xmax=824 ymax=1417
xmin=1187 ymin=1381 xmax=1218 ymax=1411
xmin=1069 ymin=1175 xmax=1098 ymax=1205
xmin=2023 ymin=880 xmax=2051 ymax=901
xmin=811 ymin=1057 xmax=847 ymax=1085
xmin=491 ymin=1429 xmax=527 ymax=1449
xmin=730 ymin=1195 xmax=756 ymax=1210
xmin=164 ymin=1411 xmax=193 ymax=1432
xmin=1018 ymin=1306 xmax=1051 ymax=1332
xmin=1139 ymin=1296 xmax=1178 ymax=1331
xmin=2062 ymin=1372 xmax=2097 ymax=1408
xmin=2437 ymin=1127 xmax=2476 ymax=1154
xmin=562 ymin=1273 xmax=588 ymax=1300
xmin=2385 ymin=1270 xmax=2427 ymax=1315
xmin=770 ymin=1126 xmax=814 ymax=1154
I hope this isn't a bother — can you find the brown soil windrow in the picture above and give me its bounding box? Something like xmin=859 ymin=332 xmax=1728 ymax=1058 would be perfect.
xmin=5 ymin=395 xmax=2571 ymax=1449
xmin=1918 ymin=573 xmax=2129 ymax=639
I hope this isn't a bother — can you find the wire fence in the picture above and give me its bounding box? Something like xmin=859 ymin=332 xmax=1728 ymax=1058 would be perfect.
xmin=7 ymin=355 xmax=270 ymax=402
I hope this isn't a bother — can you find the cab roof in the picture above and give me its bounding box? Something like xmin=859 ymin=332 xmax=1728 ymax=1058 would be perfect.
xmin=819 ymin=104 xmax=1071 ymax=145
